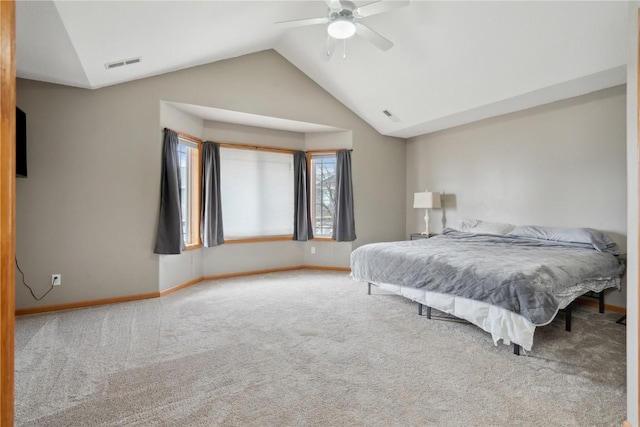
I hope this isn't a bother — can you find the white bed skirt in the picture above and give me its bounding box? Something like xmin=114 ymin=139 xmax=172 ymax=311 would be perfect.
xmin=373 ymin=282 xmax=537 ymax=351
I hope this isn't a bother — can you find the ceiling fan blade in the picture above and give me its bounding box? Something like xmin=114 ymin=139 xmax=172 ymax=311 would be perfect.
xmin=274 ymin=16 xmax=329 ymax=29
xmin=325 ymin=0 xmax=343 ymax=10
xmin=354 ymin=22 xmax=394 ymax=51
xmin=355 ymin=0 xmax=409 ymax=18
xmin=323 ymin=36 xmax=337 ymax=60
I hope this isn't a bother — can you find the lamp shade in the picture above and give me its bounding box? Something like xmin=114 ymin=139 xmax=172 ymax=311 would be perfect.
xmin=413 ymin=191 xmax=441 ymax=209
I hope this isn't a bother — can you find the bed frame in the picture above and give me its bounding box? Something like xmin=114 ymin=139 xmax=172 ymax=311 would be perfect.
xmin=366 ymin=282 xmax=605 ymax=356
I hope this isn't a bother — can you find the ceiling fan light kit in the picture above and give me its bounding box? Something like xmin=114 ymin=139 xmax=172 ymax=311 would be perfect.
xmin=327 ymin=20 xmax=356 ymax=39
xmin=275 ymin=0 xmax=409 ymax=58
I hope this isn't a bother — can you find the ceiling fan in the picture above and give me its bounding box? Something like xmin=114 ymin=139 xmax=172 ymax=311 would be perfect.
xmin=275 ymin=0 xmax=409 ymax=59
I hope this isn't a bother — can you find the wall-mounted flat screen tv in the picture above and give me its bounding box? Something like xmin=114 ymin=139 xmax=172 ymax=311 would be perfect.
xmin=16 ymin=107 xmax=27 ymax=178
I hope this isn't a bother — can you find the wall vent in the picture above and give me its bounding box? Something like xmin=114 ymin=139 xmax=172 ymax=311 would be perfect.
xmin=105 ymin=57 xmax=142 ymax=70
xmin=382 ymin=109 xmax=400 ymax=123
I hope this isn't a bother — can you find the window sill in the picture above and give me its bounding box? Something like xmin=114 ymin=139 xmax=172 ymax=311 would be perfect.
xmin=184 ymin=243 xmax=202 ymax=251
xmin=312 ymin=237 xmax=334 ymax=241
xmin=225 ymin=235 xmax=293 ymax=244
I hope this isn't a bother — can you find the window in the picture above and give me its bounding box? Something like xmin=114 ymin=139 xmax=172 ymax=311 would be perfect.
xmin=309 ymin=153 xmax=337 ymax=238
xmin=220 ymin=147 xmax=294 ymax=239
xmin=178 ymin=137 xmax=200 ymax=247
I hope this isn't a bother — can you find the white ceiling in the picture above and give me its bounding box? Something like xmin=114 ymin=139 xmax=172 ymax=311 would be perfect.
xmin=16 ymin=1 xmax=630 ymax=139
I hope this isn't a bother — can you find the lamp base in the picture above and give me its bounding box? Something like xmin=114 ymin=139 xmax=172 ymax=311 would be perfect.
xmin=422 ymin=209 xmax=430 ymax=236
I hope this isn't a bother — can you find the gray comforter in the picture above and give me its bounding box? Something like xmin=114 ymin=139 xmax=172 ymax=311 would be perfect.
xmin=350 ymin=230 xmax=625 ymax=325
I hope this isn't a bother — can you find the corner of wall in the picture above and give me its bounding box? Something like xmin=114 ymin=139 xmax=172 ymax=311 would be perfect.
xmin=626 ymin=3 xmax=639 ymax=425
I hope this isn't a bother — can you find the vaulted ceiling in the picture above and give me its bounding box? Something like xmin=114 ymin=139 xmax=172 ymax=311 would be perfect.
xmin=16 ymin=1 xmax=629 ymax=138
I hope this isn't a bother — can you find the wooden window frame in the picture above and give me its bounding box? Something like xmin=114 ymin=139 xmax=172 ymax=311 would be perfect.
xmin=177 ymin=132 xmax=202 ymax=250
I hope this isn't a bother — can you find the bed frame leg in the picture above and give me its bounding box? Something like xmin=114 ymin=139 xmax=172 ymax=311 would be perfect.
xmin=367 ymin=283 xmax=371 ymax=295
xmin=426 ymin=306 xmax=432 ymax=319
xmin=513 ymin=344 xmax=520 ymax=356
xmin=598 ymin=291 xmax=605 ymax=314
xmin=418 ymin=303 xmax=423 ymax=316
xmin=565 ymin=302 xmax=572 ymax=332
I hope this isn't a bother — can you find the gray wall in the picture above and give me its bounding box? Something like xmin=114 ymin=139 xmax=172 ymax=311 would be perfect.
xmin=15 ymin=49 xmax=406 ymax=309
xmin=625 ymin=2 xmax=638 ymax=422
xmin=406 ymin=85 xmax=627 ymax=307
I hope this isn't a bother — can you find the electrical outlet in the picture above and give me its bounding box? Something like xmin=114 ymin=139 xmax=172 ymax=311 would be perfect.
xmin=311 ymin=246 xmax=316 ymax=254
xmin=52 ymin=274 xmax=61 ymax=286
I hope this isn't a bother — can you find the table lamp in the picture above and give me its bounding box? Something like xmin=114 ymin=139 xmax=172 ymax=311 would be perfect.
xmin=413 ymin=190 xmax=441 ymax=235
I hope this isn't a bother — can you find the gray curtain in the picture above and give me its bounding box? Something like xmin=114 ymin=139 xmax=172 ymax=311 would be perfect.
xmin=201 ymin=142 xmax=225 ymax=247
xmin=293 ymin=151 xmax=313 ymax=241
xmin=332 ymin=150 xmax=356 ymax=242
xmin=154 ymin=128 xmax=184 ymax=254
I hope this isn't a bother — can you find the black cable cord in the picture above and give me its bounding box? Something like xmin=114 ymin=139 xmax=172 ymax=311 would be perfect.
xmin=15 ymin=257 xmax=54 ymax=301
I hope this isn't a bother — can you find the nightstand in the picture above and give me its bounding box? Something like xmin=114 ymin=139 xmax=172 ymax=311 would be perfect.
xmin=410 ymin=233 xmax=436 ymax=240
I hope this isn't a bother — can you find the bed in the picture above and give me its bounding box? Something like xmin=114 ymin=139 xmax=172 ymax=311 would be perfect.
xmin=350 ymin=223 xmax=625 ymax=354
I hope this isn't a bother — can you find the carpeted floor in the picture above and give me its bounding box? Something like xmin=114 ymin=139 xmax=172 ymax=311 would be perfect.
xmin=15 ymin=271 xmax=626 ymax=426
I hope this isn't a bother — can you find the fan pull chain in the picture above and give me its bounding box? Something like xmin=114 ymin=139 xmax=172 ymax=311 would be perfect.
xmin=343 ymin=39 xmax=347 ymax=60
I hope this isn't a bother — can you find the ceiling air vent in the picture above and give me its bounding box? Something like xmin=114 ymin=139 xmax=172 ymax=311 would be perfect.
xmin=382 ymin=109 xmax=400 ymax=123
xmin=105 ymin=61 xmax=125 ymax=70
xmin=105 ymin=57 xmax=142 ymax=70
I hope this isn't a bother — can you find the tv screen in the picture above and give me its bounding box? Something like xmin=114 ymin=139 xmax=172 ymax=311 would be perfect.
xmin=16 ymin=107 xmax=26 ymax=178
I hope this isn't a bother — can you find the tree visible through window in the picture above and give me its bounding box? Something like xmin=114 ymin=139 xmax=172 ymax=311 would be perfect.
xmin=310 ymin=154 xmax=337 ymax=237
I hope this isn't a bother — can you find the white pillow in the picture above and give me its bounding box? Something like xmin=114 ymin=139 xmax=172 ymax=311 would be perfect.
xmin=507 ymin=225 xmax=618 ymax=253
xmin=457 ymin=219 xmax=516 ymax=236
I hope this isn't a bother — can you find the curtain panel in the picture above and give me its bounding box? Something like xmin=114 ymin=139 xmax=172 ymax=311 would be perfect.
xmin=293 ymin=151 xmax=313 ymax=241
xmin=201 ymin=142 xmax=225 ymax=247
xmin=154 ymin=128 xmax=185 ymax=254
xmin=332 ymin=150 xmax=356 ymax=242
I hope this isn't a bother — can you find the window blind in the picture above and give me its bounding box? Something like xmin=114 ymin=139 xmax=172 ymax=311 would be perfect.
xmin=220 ymin=147 xmax=294 ymax=238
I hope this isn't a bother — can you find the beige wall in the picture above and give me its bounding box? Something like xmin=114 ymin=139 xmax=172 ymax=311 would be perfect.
xmin=204 ymin=120 xmax=305 ymax=149
xmin=407 ymin=85 xmax=627 ymax=307
xmin=15 ymin=50 xmax=406 ymax=309
xmin=15 ymin=81 xmax=163 ymax=306
xmin=161 ymin=102 xmax=204 ymax=139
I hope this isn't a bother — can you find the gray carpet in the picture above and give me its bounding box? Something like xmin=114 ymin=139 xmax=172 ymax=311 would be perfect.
xmin=15 ymin=271 xmax=626 ymax=426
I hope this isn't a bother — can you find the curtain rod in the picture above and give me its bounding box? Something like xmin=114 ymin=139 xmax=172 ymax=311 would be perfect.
xmin=164 ymin=129 xmax=354 ymax=153
xmin=306 ymin=149 xmax=353 ymax=153
xmin=217 ymin=142 xmax=296 ymax=154
xmin=164 ymin=128 xmax=202 ymax=144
